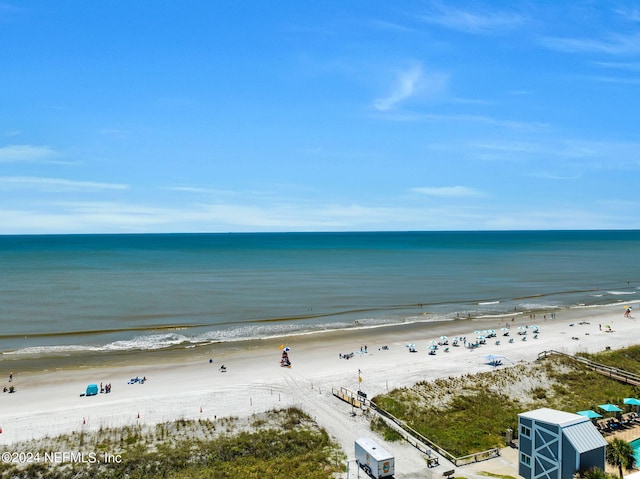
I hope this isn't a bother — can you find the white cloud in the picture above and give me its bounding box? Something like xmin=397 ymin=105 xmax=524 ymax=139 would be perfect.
xmin=0 ymin=176 xmax=129 ymax=192
xmin=539 ymin=32 xmax=640 ymax=56
xmin=420 ymin=3 xmax=525 ymax=33
xmin=411 ymin=186 xmax=484 ymax=197
xmin=374 ymin=64 xmax=422 ymax=111
xmin=615 ymin=8 xmax=640 ymax=22
xmin=374 ymin=63 xmax=449 ymax=111
xmin=0 ymin=144 xmax=59 ymax=163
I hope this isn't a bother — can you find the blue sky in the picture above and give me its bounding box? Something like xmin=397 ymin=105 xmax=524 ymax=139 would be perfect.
xmin=1 ymin=1 xmax=639 ymax=234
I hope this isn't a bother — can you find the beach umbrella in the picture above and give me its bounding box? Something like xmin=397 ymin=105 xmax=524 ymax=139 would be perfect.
xmin=598 ymin=403 xmax=623 ymax=413
xmin=576 ymin=410 xmax=603 ymax=419
xmin=440 ymin=335 xmax=448 ymax=340
xmin=624 ymin=398 xmax=640 ymax=406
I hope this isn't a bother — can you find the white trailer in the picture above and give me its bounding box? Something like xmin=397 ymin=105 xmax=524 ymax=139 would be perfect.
xmin=355 ymin=437 xmax=395 ymax=478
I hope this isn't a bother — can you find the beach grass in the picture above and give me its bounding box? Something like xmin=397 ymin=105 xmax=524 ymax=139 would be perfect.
xmin=577 ymin=347 xmax=640 ymax=376
xmin=0 ymin=408 xmax=344 ymax=479
xmin=371 ymin=347 xmax=640 ymax=457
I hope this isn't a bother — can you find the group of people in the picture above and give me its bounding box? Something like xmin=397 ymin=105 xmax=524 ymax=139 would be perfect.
xmin=4 ymin=372 xmax=15 ymax=393
xmin=100 ymin=382 xmax=112 ymax=393
xmin=127 ymin=376 xmax=146 ymax=385
xmin=339 ymin=352 xmax=356 ymax=359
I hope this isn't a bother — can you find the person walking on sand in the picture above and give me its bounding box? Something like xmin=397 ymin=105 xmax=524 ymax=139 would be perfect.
xmin=8 ymin=372 xmax=12 ymax=382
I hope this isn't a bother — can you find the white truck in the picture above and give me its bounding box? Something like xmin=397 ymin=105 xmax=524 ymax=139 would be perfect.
xmin=355 ymin=437 xmax=395 ymax=478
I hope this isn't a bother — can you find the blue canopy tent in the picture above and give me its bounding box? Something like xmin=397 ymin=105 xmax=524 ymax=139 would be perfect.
xmin=86 ymin=384 xmax=99 ymax=396
xmin=577 ymin=410 xmax=603 ymax=419
xmin=482 ymin=354 xmax=514 ymax=366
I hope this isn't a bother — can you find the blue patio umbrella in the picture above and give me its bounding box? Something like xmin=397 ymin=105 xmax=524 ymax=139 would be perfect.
xmin=576 ymin=410 xmax=603 ymax=419
xmin=624 ymin=398 xmax=640 ymax=406
xmin=598 ymin=403 xmax=623 ymax=413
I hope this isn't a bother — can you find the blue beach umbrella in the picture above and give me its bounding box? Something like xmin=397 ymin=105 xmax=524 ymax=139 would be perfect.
xmin=577 ymin=410 xmax=602 ymax=419
xmin=598 ymin=403 xmax=623 ymax=413
xmin=624 ymin=398 xmax=640 ymax=406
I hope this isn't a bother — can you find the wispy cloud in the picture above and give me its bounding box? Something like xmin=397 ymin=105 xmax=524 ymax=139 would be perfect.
xmin=374 ymin=64 xmax=424 ymax=111
xmin=593 ymin=61 xmax=640 ymax=71
xmin=615 ymin=8 xmax=640 ymax=22
xmin=0 ymin=176 xmax=129 ymax=192
xmin=0 ymin=3 xmax=24 ymax=15
xmin=464 ymin=138 xmax=640 ymax=172
xmin=410 ymin=186 xmax=484 ymax=197
xmin=419 ymin=3 xmax=525 ymax=34
xmin=0 ymin=144 xmax=59 ymax=163
xmin=539 ymin=32 xmax=640 ymax=55
xmin=375 ymin=111 xmax=545 ymax=130
xmin=373 ymin=63 xmax=449 ymax=111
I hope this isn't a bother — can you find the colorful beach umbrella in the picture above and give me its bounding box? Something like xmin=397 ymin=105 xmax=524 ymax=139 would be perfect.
xmin=577 ymin=410 xmax=602 ymax=419
xmin=598 ymin=403 xmax=623 ymax=413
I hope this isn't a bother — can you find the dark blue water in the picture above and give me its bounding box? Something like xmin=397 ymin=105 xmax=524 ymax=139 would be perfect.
xmin=1 ymin=231 xmax=638 ymax=358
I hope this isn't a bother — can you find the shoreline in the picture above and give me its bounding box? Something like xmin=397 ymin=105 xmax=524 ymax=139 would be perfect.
xmin=1 ymin=303 xmax=639 ymax=476
xmin=1 ymin=301 xmax=632 ymax=374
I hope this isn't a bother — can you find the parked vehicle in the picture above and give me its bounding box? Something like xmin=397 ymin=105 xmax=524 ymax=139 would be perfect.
xmin=355 ymin=437 xmax=395 ymax=478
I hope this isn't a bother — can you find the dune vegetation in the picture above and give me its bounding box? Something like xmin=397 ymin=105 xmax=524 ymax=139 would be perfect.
xmin=0 ymin=408 xmax=344 ymax=479
xmin=372 ymin=347 xmax=640 ymax=457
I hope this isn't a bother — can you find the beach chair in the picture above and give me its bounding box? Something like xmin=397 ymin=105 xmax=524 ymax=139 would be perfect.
xmin=444 ymin=347 xmax=450 ymax=352
xmin=495 ymin=340 xmax=501 ymax=346
xmin=509 ymin=338 xmax=514 ymax=343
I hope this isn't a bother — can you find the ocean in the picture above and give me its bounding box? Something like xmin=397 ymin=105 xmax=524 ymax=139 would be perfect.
xmin=1 ymin=230 xmax=639 ymax=363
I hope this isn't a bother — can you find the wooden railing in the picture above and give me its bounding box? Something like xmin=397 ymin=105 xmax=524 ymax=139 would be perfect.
xmin=333 ymin=387 xmax=500 ymax=466
xmin=537 ymin=350 xmax=640 ymax=386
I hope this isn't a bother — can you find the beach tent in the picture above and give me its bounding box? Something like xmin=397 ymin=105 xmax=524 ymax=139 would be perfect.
xmin=86 ymin=384 xmax=99 ymax=396
xmin=576 ymin=410 xmax=603 ymax=419
xmin=482 ymin=354 xmax=513 ymax=366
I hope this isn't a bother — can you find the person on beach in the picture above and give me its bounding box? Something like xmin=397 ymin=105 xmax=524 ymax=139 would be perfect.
xmin=8 ymin=372 xmax=12 ymax=382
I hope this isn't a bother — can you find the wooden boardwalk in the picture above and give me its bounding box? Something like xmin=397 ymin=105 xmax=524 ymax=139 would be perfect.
xmin=538 ymin=350 xmax=640 ymax=386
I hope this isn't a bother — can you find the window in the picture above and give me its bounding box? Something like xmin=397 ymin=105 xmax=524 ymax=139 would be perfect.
xmin=521 ymin=425 xmax=531 ymax=437
xmin=521 ymin=453 xmax=531 ymax=466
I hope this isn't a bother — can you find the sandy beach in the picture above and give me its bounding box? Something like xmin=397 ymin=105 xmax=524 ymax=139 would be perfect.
xmin=1 ymin=303 xmax=638 ymax=478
